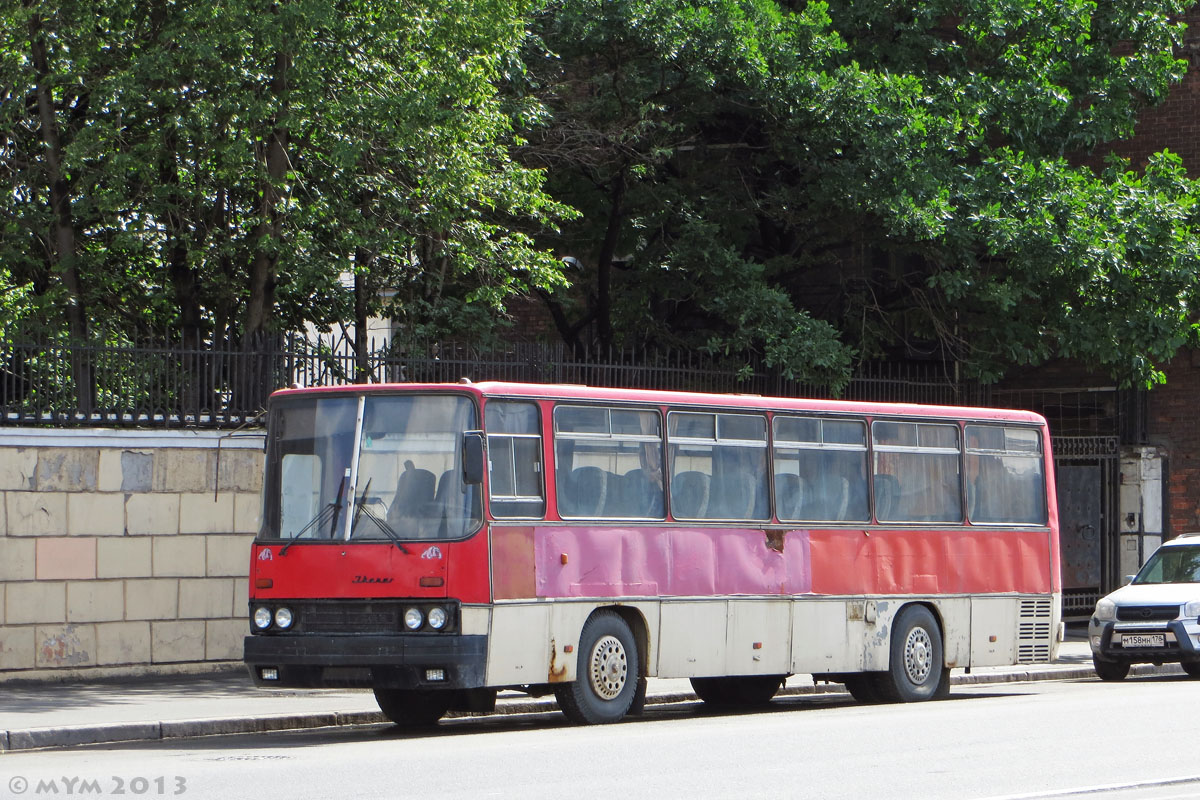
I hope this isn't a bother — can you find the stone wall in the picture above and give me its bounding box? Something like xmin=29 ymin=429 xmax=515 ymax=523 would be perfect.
xmin=0 ymin=429 xmax=264 ymax=682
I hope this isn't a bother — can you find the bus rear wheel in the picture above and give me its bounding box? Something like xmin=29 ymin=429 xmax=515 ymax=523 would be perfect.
xmin=876 ymin=605 xmax=945 ymax=702
xmin=373 ymin=688 xmax=450 ymax=729
xmin=556 ymin=610 xmax=640 ymax=725
xmin=690 ymin=675 xmax=785 ymax=707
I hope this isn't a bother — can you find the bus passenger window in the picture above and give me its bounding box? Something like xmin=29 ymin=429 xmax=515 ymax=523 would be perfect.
xmin=486 ymin=401 xmax=545 ymax=519
xmin=554 ymin=406 xmax=664 ymax=519
xmin=965 ymin=425 xmax=1046 ymax=525
xmin=668 ymin=412 xmax=768 ymax=521
xmin=873 ymin=421 xmax=962 ymax=523
xmin=772 ymin=417 xmax=868 ymax=523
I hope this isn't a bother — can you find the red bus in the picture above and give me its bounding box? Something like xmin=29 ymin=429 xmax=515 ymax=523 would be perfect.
xmin=244 ymin=381 xmax=1060 ymax=726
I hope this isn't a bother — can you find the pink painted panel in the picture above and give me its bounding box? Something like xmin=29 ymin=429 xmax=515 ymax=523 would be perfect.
xmin=533 ymin=526 xmax=812 ymax=598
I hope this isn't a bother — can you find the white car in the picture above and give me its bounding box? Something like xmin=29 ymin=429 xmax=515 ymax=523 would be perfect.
xmin=1089 ymin=534 xmax=1200 ymax=680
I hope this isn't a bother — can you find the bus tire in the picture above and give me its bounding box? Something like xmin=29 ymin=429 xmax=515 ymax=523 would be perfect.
xmin=842 ymin=674 xmax=883 ymax=703
xmin=690 ymin=675 xmax=785 ymax=707
xmin=878 ymin=605 xmax=944 ymax=702
xmin=372 ymin=688 xmax=450 ymax=728
xmin=555 ymin=610 xmax=640 ymax=725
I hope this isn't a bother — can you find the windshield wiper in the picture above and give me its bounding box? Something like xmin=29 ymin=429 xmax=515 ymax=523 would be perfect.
xmin=279 ymin=501 xmax=340 ymax=556
xmin=279 ymin=470 xmax=350 ymax=556
xmin=350 ymin=500 xmax=411 ymax=554
xmin=348 ymin=478 xmax=372 ymax=537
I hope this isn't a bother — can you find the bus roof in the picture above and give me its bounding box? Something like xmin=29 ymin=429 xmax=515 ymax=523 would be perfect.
xmin=270 ymin=380 xmax=1047 ymax=425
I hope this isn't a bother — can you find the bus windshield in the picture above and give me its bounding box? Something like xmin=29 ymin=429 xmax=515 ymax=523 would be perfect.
xmin=262 ymin=393 xmax=481 ymax=542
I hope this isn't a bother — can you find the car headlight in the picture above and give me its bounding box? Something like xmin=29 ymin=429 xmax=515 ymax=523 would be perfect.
xmin=427 ymin=606 xmax=448 ymax=630
xmin=253 ymin=606 xmax=272 ymax=630
xmin=404 ymin=607 xmax=424 ymax=631
xmin=1184 ymin=600 xmax=1200 ymax=618
xmin=1094 ymin=598 xmax=1117 ymax=621
xmin=274 ymin=607 xmax=294 ymax=629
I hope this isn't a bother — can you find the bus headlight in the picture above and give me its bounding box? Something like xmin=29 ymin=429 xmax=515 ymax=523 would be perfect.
xmin=253 ymin=607 xmax=272 ymax=630
xmin=274 ymin=607 xmax=294 ymax=629
xmin=404 ymin=607 xmax=424 ymax=630
xmin=1094 ymin=598 xmax=1117 ymax=622
xmin=427 ymin=606 xmax=448 ymax=630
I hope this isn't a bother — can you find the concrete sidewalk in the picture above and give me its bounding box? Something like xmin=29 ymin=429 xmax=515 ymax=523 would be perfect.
xmin=0 ymin=637 xmax=1182 ymax=752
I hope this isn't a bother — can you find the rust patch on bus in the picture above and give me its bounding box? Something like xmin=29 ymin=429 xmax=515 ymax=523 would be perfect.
xmin=764 ymin=530 xmax=785 ymax=553
xmin=548 ymin=639 xmax=568 ymax=682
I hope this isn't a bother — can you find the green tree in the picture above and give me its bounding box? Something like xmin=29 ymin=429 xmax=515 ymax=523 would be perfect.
xmin=0 ymin=0 xmax=572 ymax=402
xmin=520 ymin=0 xmax=1199 ymax=390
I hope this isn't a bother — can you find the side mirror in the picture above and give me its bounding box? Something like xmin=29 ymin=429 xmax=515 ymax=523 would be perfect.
xmin=1123 ymin=574 xmax=1136 ymax=586
xmin=462 ymin=431 xmax=485 ymax=485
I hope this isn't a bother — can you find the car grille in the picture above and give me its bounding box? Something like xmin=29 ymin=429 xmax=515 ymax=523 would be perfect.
xmin=1115 ymin=604 xmax=1179 ymax=622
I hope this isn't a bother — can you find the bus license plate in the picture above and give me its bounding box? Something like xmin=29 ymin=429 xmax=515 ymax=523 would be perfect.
xmin=1121 ymin=634 xmax=1165 ymax=648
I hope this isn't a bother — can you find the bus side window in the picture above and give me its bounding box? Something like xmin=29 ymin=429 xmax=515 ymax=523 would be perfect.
xmin=773 ymin=416 xmax=868 ymax=523
xmin=554 ymin=405 xmax=664 ymax=520
xmin=872 ymin=421 xmax=962 ymax=523
xmin=486 ymin=401 xmax=545 ymax=519
xmin=965 ymin=425 xmax=1046 ymax=525
xmin=668 ymin=411 xmax=768 ymax=521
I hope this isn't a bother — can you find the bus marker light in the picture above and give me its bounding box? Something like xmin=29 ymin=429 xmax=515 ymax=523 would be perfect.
xmin=753 ymin=642 xmax=762 ymax=650
xmin=419 ymin=576 xmax=444 ymax=587
xmin=561 ymin=553 xmax=569 ymax=565
xmin=989 ymin=635 xmax=997 ymax=642
xmin=564 ymin=645 xmax=574 ymax=653
xmin=426 ymin=669 xmax=445 ymax=681
xmin=255 ymin=578 xmax=273 ymax=589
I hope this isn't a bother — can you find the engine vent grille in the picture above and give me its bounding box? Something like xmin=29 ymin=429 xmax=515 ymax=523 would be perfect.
xmin=1016 ymin=598 xmax=1053 ymax=664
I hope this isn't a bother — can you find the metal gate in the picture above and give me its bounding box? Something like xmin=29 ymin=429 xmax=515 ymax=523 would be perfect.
xmin=1054 ymin=436 xmax=1119 ymax=618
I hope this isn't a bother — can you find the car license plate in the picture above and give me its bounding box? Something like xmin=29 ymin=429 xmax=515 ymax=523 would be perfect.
xmin=1120 ymin=634 xmax=1166 ymax=648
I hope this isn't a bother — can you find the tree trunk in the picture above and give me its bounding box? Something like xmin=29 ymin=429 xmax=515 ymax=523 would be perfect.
xmin=28 ymin=6 xmax=93 ymax=414
xmin=241 ymin=48 xmax=291 ymax=408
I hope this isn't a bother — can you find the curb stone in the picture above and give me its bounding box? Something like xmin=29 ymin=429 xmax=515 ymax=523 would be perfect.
xmin=1 ymin=663 xmax=1181 ymax=752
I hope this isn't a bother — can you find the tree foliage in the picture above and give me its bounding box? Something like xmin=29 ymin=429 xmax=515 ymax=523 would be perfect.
xmin=0 ymin=0 xmax=572 ymax=362
xmin=2 ymin=0 xmax=1197 ymax=396
xmin=519 ymin=0 xmax=1200 ymax=389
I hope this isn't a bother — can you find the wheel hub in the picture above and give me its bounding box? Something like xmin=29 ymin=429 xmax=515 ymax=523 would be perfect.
xmin=904 ymin=627 xmax=933 ymax=684
xmin=588 ymin=634 xmax=628 ymax=700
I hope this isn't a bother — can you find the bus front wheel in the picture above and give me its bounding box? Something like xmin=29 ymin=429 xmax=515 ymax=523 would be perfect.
xmin=877 ymin=605 xmax=945 ymax=702
xmin=373 ymin=688 xmax=450 ymax=729
xmin=556 ymin=610 xmax=640 ymax=725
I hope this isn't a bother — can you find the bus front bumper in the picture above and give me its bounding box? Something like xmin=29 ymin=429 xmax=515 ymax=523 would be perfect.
xmin=243 ymin=633 xmax=487 ymax=690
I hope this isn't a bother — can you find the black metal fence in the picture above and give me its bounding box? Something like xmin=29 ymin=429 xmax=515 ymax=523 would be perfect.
xmin=0 ymin=336 xmax=999 ymax=429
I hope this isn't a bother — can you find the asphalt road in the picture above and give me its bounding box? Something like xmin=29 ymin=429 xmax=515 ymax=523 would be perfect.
xmin=3 ymin=673 xmax=1200 ymax=800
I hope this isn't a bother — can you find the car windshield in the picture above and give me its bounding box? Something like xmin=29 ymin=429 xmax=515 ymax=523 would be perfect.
xmin=1131 ymin=544 xmax=1200 ymax=585
xmin=261 ymin=393 xmax=481 ymax=542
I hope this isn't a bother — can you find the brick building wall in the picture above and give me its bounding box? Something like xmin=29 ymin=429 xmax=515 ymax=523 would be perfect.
xmin=0 ymin=430 xmax=263 ymax=681
xmin=1105 ymin=9 xmax=1200 ymax=172
xmin=1107 ymin=7 xmax=1200 ymax=539
xmin=1150 ymin=355 xmax=1200 ymax=537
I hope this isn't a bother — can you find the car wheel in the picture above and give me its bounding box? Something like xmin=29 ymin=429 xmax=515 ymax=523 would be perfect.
xmin=1092 ymin=656 xmax=1130 ymax=681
